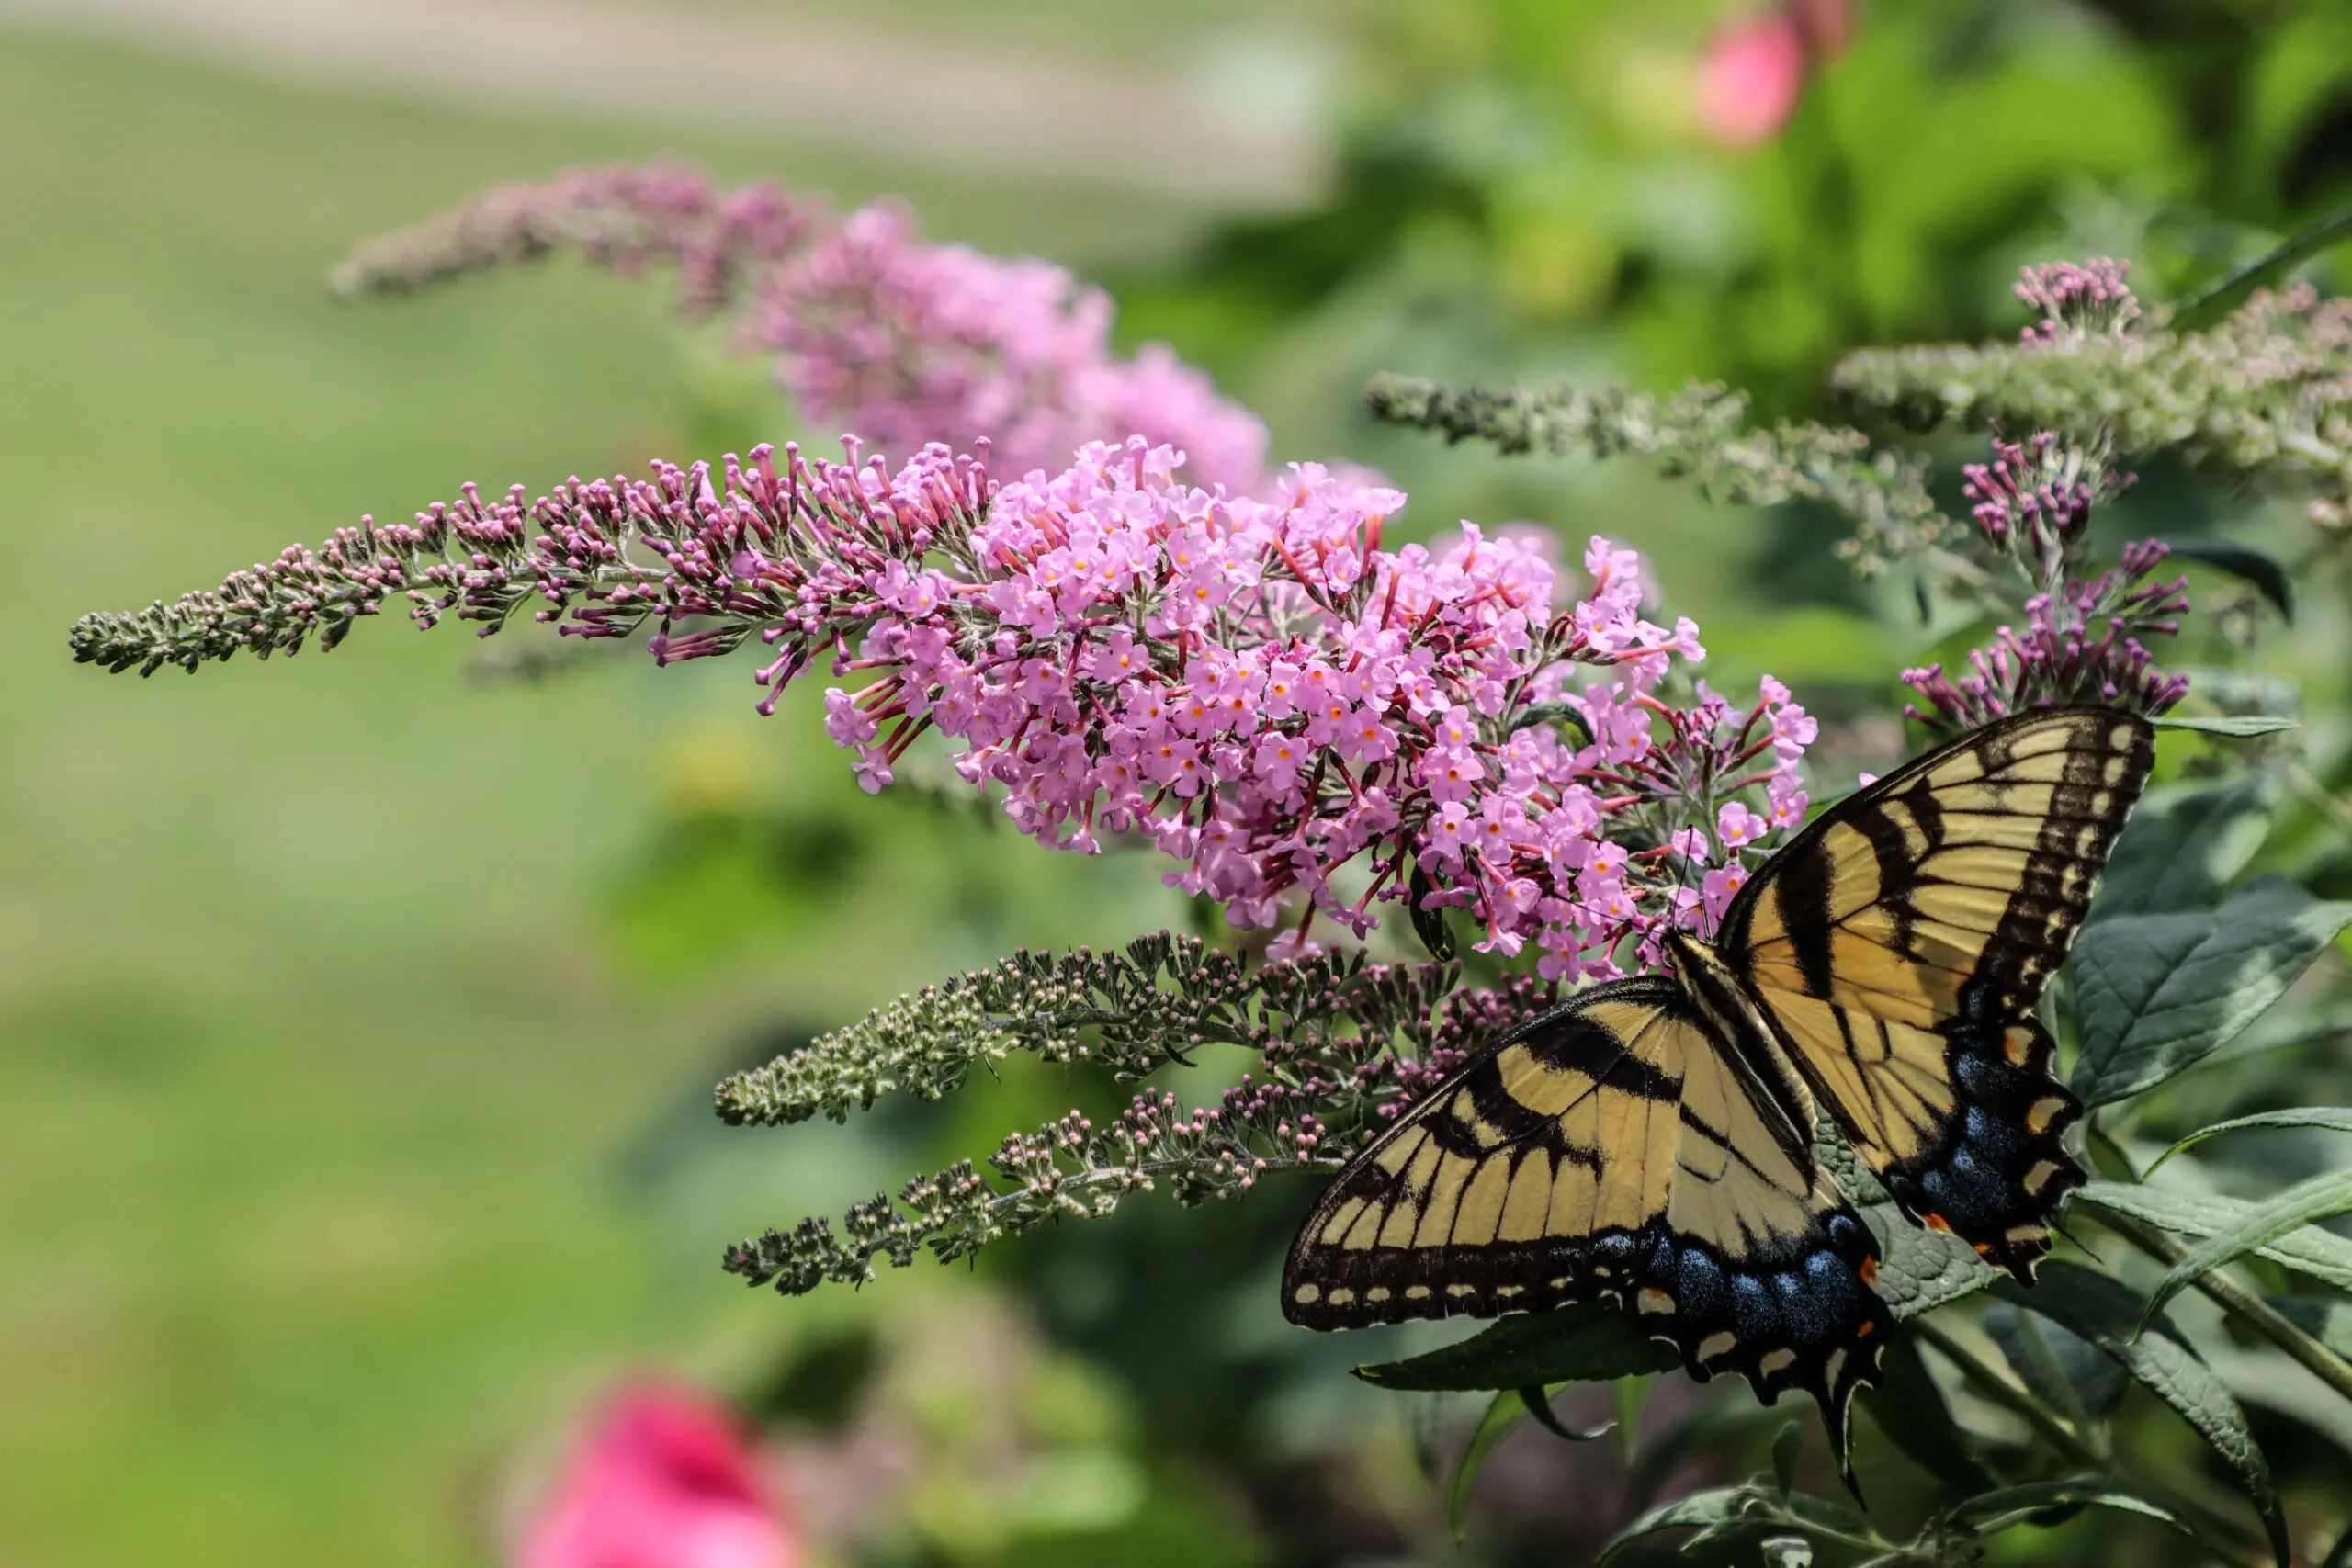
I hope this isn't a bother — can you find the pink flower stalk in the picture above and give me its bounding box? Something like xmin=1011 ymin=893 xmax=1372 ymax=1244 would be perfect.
xmin=333 ymin=164 xmax=1268 ymax=494
xmin=519 ymin=1384 xmax=795 ymax=1568
xmin=1903 ymin=433 xmax=2189 ymax=731
xmin=78 ymin=432 xmax=1813 ymax=974
xmin=2015 ymin=257 xmax=2142 ymax=344
xmin=330 ymin=160 xmax=816 ymax=317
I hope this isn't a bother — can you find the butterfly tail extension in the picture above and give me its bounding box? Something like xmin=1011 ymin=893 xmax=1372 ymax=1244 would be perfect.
xmin=1661 ymin=1197 xmax=1890 ymax=1487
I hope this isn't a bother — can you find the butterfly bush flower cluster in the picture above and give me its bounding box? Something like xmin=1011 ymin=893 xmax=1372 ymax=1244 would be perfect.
xmin=73 ymin=429 xmax=1813 ymax=973
xmin=2014 ymin=257 xmax=2142 ymax=344
xmin=1837 ymin=263 xmax=2352 ymax=537
xmin=332 ymin=162 xmax=1268 ymax=494
xmin=1902 ymin=431 xmax=2190 ymax=732
xmin=789 ymin=438 xmax=1811 ymax=972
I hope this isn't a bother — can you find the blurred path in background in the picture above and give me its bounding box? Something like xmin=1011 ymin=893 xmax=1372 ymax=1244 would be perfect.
xmin=0 ymin=0 xmax=1329 ymax=205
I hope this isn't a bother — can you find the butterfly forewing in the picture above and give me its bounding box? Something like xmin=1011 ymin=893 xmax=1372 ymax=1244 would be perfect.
xmin=1717 ymin=708 xmax=2154 ymax=1277
xmin=1282 ymin=979 xmax=1887 ymax=1450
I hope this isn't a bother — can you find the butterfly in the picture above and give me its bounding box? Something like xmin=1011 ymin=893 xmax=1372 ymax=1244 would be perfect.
xmin=1282 ymin=707 xmax=2154 ymax=1469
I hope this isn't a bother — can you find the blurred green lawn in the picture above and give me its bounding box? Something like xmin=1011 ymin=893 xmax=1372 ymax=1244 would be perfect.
xmin=0 ymin=29 xmax=1232 ymax=1567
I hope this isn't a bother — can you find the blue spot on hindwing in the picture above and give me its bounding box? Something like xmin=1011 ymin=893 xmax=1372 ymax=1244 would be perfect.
xmin=1678 ymin=1248 xmax=1728 ymax=1319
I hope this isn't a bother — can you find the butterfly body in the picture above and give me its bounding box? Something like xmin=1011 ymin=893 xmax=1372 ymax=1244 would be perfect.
xmin=1283 ymin=708 xmax=2155 ymax=1464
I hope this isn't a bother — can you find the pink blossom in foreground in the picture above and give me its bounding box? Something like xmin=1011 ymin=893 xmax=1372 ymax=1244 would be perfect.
xmin=519 ymin=1384 xmax=794 ymax=1568
xmin=332 ymin=164 xmax=1268 ymax=494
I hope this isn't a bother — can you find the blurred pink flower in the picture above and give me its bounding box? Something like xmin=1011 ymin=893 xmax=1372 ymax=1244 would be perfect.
xmin=1695 ymin=0 xmax=1850 ymax=147
xmin=520 ymin=1384 xmax=795 ymax=1568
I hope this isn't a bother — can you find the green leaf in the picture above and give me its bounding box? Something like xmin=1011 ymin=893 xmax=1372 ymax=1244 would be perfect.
xmin=2146 ymin=1108 xmax=2352 ymax=1174
xmin=1615 ymin=1373 xmax=1654 ymax=1462
xmin=2156 ymin=537 xmax=2295 ymax=622
xmin=2069 ymin=877 xmax=2352 ymax=1107
xmin=1508 ymin=701 xmax=1591 ymax=744
xmin=1770 ymin=1419 xmax=1804 ymax=1496
xmin=1449 ymin=1389 xmax=1527 ymax=1536
xmin=1814 ymin=1120 xmax=1890 ymax=1203
xmin=2267 ymin=1295 xmax=2352 ymax=1359
xmin=1984 ymin=1303 xmax=2127 ymax=1420
xmin=2138 ymin=1168 xmax=2352 ymax=1326
xmin=1354 ymin=1301 xmax=1679 ymax=1392
xmin=2146 ymin=715 xmax=2301 ymax=737
xmin=1822 ymin=1120 xmax=1999 ymax=1315
xmin=2075 ymin=1181 xmax=2352 ymax=1292
xmin=1857 ymin=1336 xmax=1996 ymax=1492
xmin=1995 ymin=1264 xmax=2288 ymax=1565
xmin=2171 ymin=198 xmax=2352 ymax=331
xmin=1863 ymin=1201 xmax=1998 ymax=1318
xmin=2202 ymin=1342 xmax=2352 ymax=1461
xmin=1406 ymin=863 xmax=1455 ymax=963
xmin=2092 ymin=773 xmax=2280 ymax=921
xmin=1517 ymin=1384 xmax=1612 ymax=1444
xmin=1947 ymin=1479 xmax=2200 ymax=1541
xmin=1594 ymin=1484 xmax=1879 ymax=1567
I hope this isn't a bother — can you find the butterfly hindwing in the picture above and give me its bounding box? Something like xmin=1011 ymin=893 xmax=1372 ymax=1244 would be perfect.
xmin=1283 ymin=980 xmax=1887 ymax=1453
xmin=1717 ymin=708 xmax=2154 ymax=1278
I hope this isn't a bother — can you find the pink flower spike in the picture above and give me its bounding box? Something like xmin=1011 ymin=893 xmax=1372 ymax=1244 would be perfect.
xmin=519 ymin=1383 xmax=795 ymax=1568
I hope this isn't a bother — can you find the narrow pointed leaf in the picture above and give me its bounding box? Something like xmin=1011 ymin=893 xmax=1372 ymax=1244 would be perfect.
xmin=2171 ymin=200 xmax=2352 ymax=331
xmin=2138 ymin=1168 xmax=2352 ymax=1327
xmin=1354 ymin=1300 xmax=1678 ymax=1391
xmin=1771 ymin=1420 xmax=1804 ymax=1496
xmin=1518 ymin=1384 xmax=1611 ymax=1444
xmin=2156 ymin=537 xmax=2293 ymax=622
xmin=2203 ymin=1343 xmax=2352 ymax=1461
xmin=1994 ymin=1264 xmax=2287 ymax=1566
xmin=1857 ymin=1335 xmax=1996 ymax=1491
xmin=2091 ymin=773 xmax=2278 ymax=919
xmin=1615 ymin=1373 xmax=1654 ymax=1462
xmin=1595 ymin=1484 xmax=1879 ymax=1567
xmin=1948 ymin=1479 xmax=2199 ymax=1541
xmin=2267 ymin=1296 xmax=2352 ymax=1358
xmin=1984 ymin=1303 xmax=2126 ymax=1420
xmin=2070 ymin=878 xmax=2352 ymax=1106
xmin=2147 ymin=715 xmax=2300 ymax=737
xmin=2146 ymin=1108 xmax=2352 ymax=1174
xmin=1449 ymin=1389 xmax=1526 ymax=1536
xmin=2076 ymin=1180 xmax=2352 ymax=1292
xmin=1405 ymin=863 xmax=1456 ymax=962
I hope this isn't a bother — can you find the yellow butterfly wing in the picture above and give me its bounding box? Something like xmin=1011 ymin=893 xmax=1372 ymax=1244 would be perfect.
xmin=1718 ymin=708 xmax=2154 ymax=1278
xmin=1282 ymin=979 xmax=1887 ymax=1446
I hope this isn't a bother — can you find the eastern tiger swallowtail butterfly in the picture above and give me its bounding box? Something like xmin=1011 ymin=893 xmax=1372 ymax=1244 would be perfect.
xmin=1282 ymin=706 xmax=2154 ymax=1470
